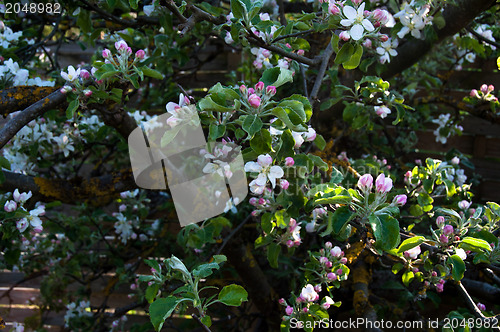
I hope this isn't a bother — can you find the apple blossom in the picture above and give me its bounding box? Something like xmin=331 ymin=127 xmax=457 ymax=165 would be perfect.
xmin=340 ymin=3 xmax=375 ymax=41
xmin=304 ymin=127 xmax=316 ymax=141
xmin=13 ymin=188 xmax=32 ymax=203
xmin=60 ymin=65 xmax=81 ymax=82
xmin=325 ymin=242 xmax=332 ymax=249
xmin=115 ymin=40 xmax=128 ymax=52
xmin=4 ymin=200 xmax=17 ymax=212
xmin=330 ymin=246 xmax=342 ymax=258
xmin=79 ymin=69 xmax=90 ymax=79
xmin=322 ymin=296 xmax=335 ymax=310
xmin=135 ymin=49 xmax=146 ymax=59
xmin=458 ymin=200 xmax=471 ymax=210
xmin=285 ymin=157 xmax=294 ymax=166
xmin=374 ymin=105 xmax=391 ymax=118
xmin=300 ymin=284 xmax=318 ymax=302
xmin=404 ymin=245 xmax=421 ymax=259
xmin=245 ymin=154 xmax=284 ymax=192
xmin=339 ymin=31 xmax=350 ymax=41
xmin=393 ymin=194 xmax=407 ymax=206
xmin=357 ymin=173 xmax=373 ymax=191
xmin=285 ymin=306 xmax=293 ymax=315
xmin=375 ymin=173 xmax=393 ymax=193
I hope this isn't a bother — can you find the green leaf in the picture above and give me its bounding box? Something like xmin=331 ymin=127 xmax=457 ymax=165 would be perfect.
xmin=218 ymin=284 xmax=248 ymax=306
xmin=77 ymin=9 xmax=91 ymax=33
xmin=397 ymin=236 xmax=426 ymax=254
xmin=149 ymin=296 xmax=181 ymax=331
xmin=66 ymin=99 xmax=79 ymax=118
xmin=208 ymin=124 xmax=226 ymax=141
xmin=448 ymin=255 xmax=465 ymax=281
xmin=402 ymin=271 xmax=414 ymax=286
xmin=230 ymin=0 xmax=248 ymax=21
xmin=129 ymin=0 xmax=138 ymax=9
xmin=250 ymin=129 xmax=272 ymax=154
xmin=260 ymin=67 xmax=294 ymax=88
xmin=242 ymin=115 xmax=263 ymax=137
xmin=368 ymin=214 xmax=400 ymax=251
xmin=459 ymin=237 xmax=492 ymax=253
xmin=314 ymin=134 xmax=326 ymax=150
xmin=392 ymin=262 xmax=404 ymax=274
xmin=334 ymin=43 xmax=354 ymax=65
xmin=267 ymin=242 xmax=280 ymax=268
xmin=200 ymin=315 xmax=212 ymax=327
xmin=277 ymin=129 xmax=295 ymax=160
xmin=321 ymin=206 xmax=353 ymax=237
xmin=145 ymin=283 xmax=160 ymax=303
xmin=193 ymin=262 xmax=221 ymax=278
xmin=271 ymin=107 xmax=307 ymax=132
xmin=342 ymin=44 xmax=363 ymax=70
xmin=212 ymin=255 xmax=227 ymax=264
xmin=140 ymin=66 xmax=164 ymax=79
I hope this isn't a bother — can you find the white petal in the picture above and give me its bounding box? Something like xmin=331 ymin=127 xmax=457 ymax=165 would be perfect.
xmin=397 ymin=27 xmax=409 ymax=39
xmin=362 ymin=19 xmax=374 ymax=32
xmin=350 ymin=24 xmax=364 ymax=40
xmin=244 ymin=161 xmax=262 ymax=173
xmin=343 ymin=6 xmax=358 ymax=20
xmin=255 ymin=173 xmax=268 ymax=186
xmin=389 ymin=49 xmax=398 ymax=56
xmin=340 ymin=19 xmax=354 ymax=27
xmin=376 ymin=47 xmax=385 ymax=55
xmin=269 ymin=166 xmax=284 ymax=179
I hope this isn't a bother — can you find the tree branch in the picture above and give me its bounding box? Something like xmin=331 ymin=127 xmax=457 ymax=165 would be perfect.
xmin=0 ymin=86 xmax=60 ymax=116
xmin=0 ymin=169 xmax=137 ymax=205
xmin=378 ymin=0 xmax=496 ymax=79
xmin=465 ymin=25 xmax=500 ymax=49
xmin=0 ymin=88 xmax=66 ymax=150
xmin=309 ymin=42 xmax=334 ymax=104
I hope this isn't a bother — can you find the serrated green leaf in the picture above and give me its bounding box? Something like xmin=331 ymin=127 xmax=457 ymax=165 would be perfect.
xmin=242 ymin=114 xmax=263 ymax=137
xmin=149 ymin=296 xmax=181 ymax=331
xmin=267 ymin=242 xmax=280 ymax=268
xmin=260 ymin=67 xmax=293 ymax=88
xmin=342 ymin=44 xmax=363 ymax=70
xmin=140 ymin=66 xmax=164 ymax=79
xmin=448 ymin=254 xmax=465 ymax=281
xmin=397 ymin=236 xmax=426 ymax=254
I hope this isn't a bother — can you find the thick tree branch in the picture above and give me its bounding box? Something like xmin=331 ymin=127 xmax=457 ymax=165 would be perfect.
xmin=309 ymin=43 xmax=334 ymax=104
xmin=0 ymin=169 xmax=137 ymax=205
xmin=378 ymin=0 xmax=496 ymax=79
xmin=0 ymin=86 xmax=60 ymax=116
xmin=0 ymin=88 xmax=66 ymax=149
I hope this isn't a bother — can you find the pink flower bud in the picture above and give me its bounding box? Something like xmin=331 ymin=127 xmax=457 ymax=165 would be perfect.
xmin=281 ymin=179 xmax=290 ymax=190
xmin=286 ymin=240 xmax=294 ymax=248
xmin=325 ymin=261 xmax=332 ymax=268
xmin=480 ymin=84 xmax=488 ymax=94
xmin=60 ymin=86 xmax=72 ymax=94
xmin=322 ymin=302 xmax=331 ymax=310
xmin=325 ymin=242 xmax=332 ymax=249
xmin=115 ymin=40 xmax=128 ymax=51
xmin=302 ymin=307 xmax=309 ymax=313
xmin=357 ymin=174 xmax=373 ymax=192
xmin=443 ymin=225 xmax=454 ymax=235
xmin=329 ymin=4 xmax=340 ymax=15
xmin=380 ymin=34 xmax=389 ymax=42
xmin=285 ymin=306 xmax=293 ymax=315
xmin=96 ymin=79 xmax=104 ymax=85
xmin=327 ymin=272 xmax=337 ymax=281
xmin=249 ymin=197 xmax=258 ymax=206
xmin=458 ymin=200 xmax=471 ymax=210
xmin=319 ymin=256 xmax=328 ymax=265
xmin=80 ymin=69 xmax=90 ymax=79
xmin=266 ymin=85 xmax=277 ymax=96
xmin=84 ymin=89 xmax=93 ymax=97
xmin=451 ymin=156 xmax=460 ymax=165
xmin=393 ymin=194 xmax=407 ymax=206
xmin=255 ymin=81 xmax=265 ymax=92
xmin=362 ymin=39 xmax=372 ymax=48
xmin=436 ymin=283 xmax=444 ymax=292
xmin=289 ymin=218 xmax=297 ymax=229
xmin=102 ymin=48 xmax=112 ymax=58
xmin=340 ymin=257 xmax=348 ymax=264
xmin=412 ymin=267 xmax=419 ymax=273
xmin=135 ymin=49 xmax=146 ymax=60
xmin=314 ymin=284 xmax=322 ymax=292
xmin=248 ymin=94 xmax=261 ymax=108
xmin=336 ymin=269 xmax=343 ymax=275
xmin=279 ymin=298 xmax=285 ymax=305
xmin=375 ymin=173 xmax=393 ymax=193
xmin=284 ymin=157 xmax=295 ymax=167
xmin=470 ymin=89 xmax=479 ymax=98
xmin=487 ymin=85 xmax=494 ymax=93
xmin=439 ymin=234 xmax=449 ymax=243
xmin=352 ymin=0 xmax=362 ymax=4
xmin=436 ymin=216 xmax=445 ymax=226
xmin=297 ymin=49 xmax=305 ymax=56
xmin=477 ymin=303 xmax=486 ymax=311
xmin=240 ymin=85 xmax=247 ymax=94
xmin=339 ymin=31 xmax=350 ymax=41
xmin=258 ymin=198 xmax=266 ymax=205
xmin=431 ymin=271 xmax=438 ymax=277
xmin=248 ymin=88 xmax=255 ymax=95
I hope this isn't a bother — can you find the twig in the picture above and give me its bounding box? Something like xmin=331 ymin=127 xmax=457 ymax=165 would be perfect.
xmin=272 ymin=29 xmax=315 ymax=43
xmin=215 ymin=213 xmax=252 ymax=255
xmin=309 ymin=42 xmax=334 ymax=103
xmin=455 ymin=281 xmax=499 ymax=330
xmin=191 ymin=314 xmax=212 ymax=332
xmin=299 ymin=63 xmax=309 ymax=98
xmin=465 ymin=26 xmax=500 ymax=49
xmin=277 ymin=0 xmax=287 ymax=26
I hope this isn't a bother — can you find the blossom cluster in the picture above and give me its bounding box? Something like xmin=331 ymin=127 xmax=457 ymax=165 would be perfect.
xmin=0 ymin=58 xmax=55 ymax=87
xmin=470 ymin=84 xmax=498 ymax=103
xmin=4 ymin=189 xmax=45 ymax=234
xmin=64 ymin=300 xmax=93 ymax=328
xmin=0 ymin=20 xmax=23 ymax=49
xmin=240 ymin=81 xmax=277 ymax=112
xmin=431 ymin=113 xmax=464 ymax=144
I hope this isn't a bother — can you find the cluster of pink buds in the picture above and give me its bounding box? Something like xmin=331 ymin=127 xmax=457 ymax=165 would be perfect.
xmin=357 ymin=173 xmax=394 ymax=195
xmin=284 ymin=218 xmax=301 ymax=248
xmin=317 ymin=242 xmax=348 ymax=282
xmin=426 ymin=271 xmax=446 ymax=292
xmin=240 ymin=81 xmax=277 ymax=111
xmin=438 ymin=222 xmax=456 ymax=244
xmin=470 ymin=84 xmax=498 ymax=102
